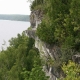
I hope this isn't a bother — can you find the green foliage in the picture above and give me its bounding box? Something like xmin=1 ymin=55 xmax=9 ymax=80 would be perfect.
xmin=59 ymin=61 xmax=80 ymax=80
xmin=37 ymin=21 xmax=55 ymax=44
xmin=30 ymin=0 xmax=44 ymax=10
xmin=21 ymin=61 xmax=49 ymax=80
xmin=36 ymin=0 xmax=80 ymax=50
xmin=0 ymin=32 xmax=48 ymax=80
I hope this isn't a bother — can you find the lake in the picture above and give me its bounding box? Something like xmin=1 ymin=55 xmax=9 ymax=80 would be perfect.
xmin=0 ymin=20 xmax=30 ymax=50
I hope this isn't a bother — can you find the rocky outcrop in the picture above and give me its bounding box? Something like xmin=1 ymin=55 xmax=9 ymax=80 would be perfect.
xmin=72 ymin=54 xmax=80 ymax=64
xmin=30 ymin=9 xmax=43 ymax=29
xmin=26 ymin=29 xmax=36 ymax=39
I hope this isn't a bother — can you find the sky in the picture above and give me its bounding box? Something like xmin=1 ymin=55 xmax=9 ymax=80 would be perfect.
xmin=0 ymin=0 xmax=31 ymax=15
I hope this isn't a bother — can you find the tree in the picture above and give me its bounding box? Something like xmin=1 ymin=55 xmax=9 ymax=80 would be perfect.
xmin=21 ymin=58 xmax=49 ymax=80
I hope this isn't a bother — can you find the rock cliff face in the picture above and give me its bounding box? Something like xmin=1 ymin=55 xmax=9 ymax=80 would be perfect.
xmin=26 ymin=10 xmax=62 ymax=80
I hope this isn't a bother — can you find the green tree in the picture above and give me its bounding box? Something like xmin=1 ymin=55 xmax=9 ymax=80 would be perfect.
xmin=21 ymin=58 xmax=49 ymax=80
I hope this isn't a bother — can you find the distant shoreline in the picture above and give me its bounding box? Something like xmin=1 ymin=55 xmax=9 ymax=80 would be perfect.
xmin=0 ymin=14 xmax=30 ymax=22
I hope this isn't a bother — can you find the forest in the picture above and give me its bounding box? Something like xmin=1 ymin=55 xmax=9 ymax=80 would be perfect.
xmin=0 ymin=0 xmax=80 ymax=80
xmin=0 ymin=14 xmax=30 ymax=21
xmin=0 ymin=32 xmax=48 ymax=80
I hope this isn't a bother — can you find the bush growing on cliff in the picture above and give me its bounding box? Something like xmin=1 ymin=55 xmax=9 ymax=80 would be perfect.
xmin=59 ymin=61 xmax=80 ymax=80
xmin=36 ymin=0 xmax=80 ymax=48
xmin=37 ymin=21 xmax=56 ymax=44
xmin=36 ymin=0 xmax=80 ymax=53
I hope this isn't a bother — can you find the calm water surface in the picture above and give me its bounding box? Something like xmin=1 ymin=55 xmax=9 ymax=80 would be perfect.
xmin=0 ymin=20 xmax=30 ymax=50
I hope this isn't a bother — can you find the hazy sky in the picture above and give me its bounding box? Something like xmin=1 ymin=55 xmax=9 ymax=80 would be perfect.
xmin=0 ymin=0 xmax=31 ymax=15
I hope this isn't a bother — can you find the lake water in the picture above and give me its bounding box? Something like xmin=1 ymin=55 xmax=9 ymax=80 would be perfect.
xmin=0 ymin=20 xmax=30 ymax=50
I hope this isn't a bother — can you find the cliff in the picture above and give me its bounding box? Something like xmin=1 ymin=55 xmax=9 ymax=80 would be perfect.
xmin=26 ymin=1 xmax=80 ymax=79
xmin=26 ymin=9 xmax=61 ymax=80
xmin=26 ymin=8 xmax=80 ymax=80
